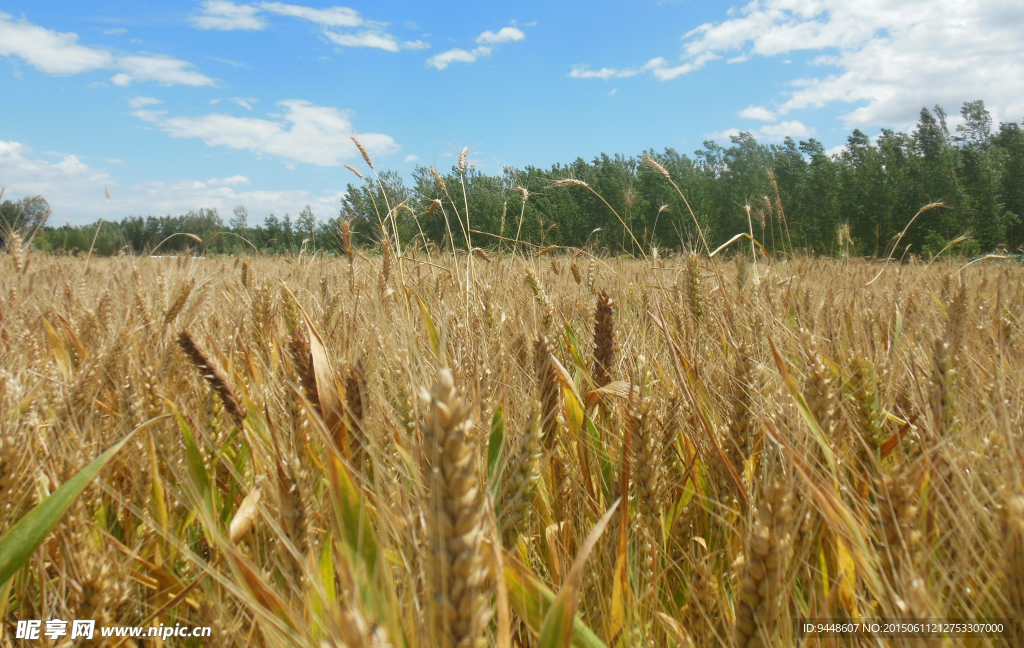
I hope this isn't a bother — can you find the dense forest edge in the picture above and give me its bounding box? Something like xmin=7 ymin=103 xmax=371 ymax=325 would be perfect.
xmin=4 ymin=100 xmax=1024 ymax=259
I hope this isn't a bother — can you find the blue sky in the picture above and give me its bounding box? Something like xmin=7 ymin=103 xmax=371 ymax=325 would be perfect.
xmin=2 ymin=0 xmax=1023 ymax=224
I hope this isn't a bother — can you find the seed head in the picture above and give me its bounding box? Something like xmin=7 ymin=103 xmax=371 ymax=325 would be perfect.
xmin=351 ymin=137 xmax=374 ymax=170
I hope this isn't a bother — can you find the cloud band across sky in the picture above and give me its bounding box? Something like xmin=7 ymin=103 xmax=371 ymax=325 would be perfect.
xmin=569 ymin=0 xmax=1024 ymax=132
xmin=190 ymin=1 xmax=428 ymax=52
xmin=0 ymin=11 xmax=215 ymax=86
xmin=132 ymin=99 xmax=398 ymax=167
xmin=427 ymin=26 xmax=525 ymax=70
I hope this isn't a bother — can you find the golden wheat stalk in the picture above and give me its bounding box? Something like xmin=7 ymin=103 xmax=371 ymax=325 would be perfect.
xmin=177 ymin=330 xmax=246 ymax=427
xmin=419 ymin=369 xmax=493 ymax=648
xmin=593 ymin=290 xmax=616 ymax=389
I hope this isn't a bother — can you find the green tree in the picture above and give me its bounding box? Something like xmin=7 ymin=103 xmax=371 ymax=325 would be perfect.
xmin=264 ymin=214 xmax=281 ymax=251
xmin=956 ymin=100 xmax=1006 ymax=250
xmin=231 ymin=205 xmax=248 ymax=235
xmin=1 ymin=196 xmax=50 ymax=233
xmin=296 ymin=204 xmax=316 ymax=251
xmin=994 ymin=121 xmax=1024 ymax=249
xmin=282 ymin=214 xmax=294 ymax=251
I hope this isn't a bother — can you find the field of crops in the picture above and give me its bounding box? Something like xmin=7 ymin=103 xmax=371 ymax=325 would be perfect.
xmin=1 ymin=248 xmax=1022 ymax=647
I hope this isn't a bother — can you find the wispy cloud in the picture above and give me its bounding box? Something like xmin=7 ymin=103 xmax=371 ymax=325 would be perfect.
xmin=229 ymin=97 xmax=258 ymax=109
xmin=190 ymin=1 xmax=266 ymax=30
xmin=476 ymin=27 xmax=524 ymax=45
xmin=324 ymin=30 xmax=400 ymax=52
xmin=569 ymin=0 xmax=1024 ymax=129
xmin=567 ymin=56 xmax=712 ymax=81
xmin=0 ymin=11 xmax=114 ymax=74
xmin=113 ymin=55 xmax=217 ymax=86
xmin=204 ymin=55 xmax=250 ymax=68
xmin=0 ymin=12 xmax=215 ymax=85
xmin=0 ymin=139 xmax=114 ymax=219
xmin=428 ymin=24 xmax=525 ymax=70
xmin=427 ymin=46 xmax=491 ymax=70
xmin=2 ymin=138 xmax=349 ymax=224
xmin=706 ymin=120 xmax=814 ymax=143
xmin=640 ymin=56 xmax=710 ymax=80
xmin=259 ymin=2 xmax=362 ymax=27
xmin=738 ymin=105 xmax=776 ymax=121
xmin=128 ymin=96 xmax=162 ymax=109
xmin=190 ymin=1 xmax=428 ymax=52
xmin=206 ymin=175 xmax=250 ymax=186
xmin=568 ymin=65 xmax=638 ymax=79
xmin=132 ymin=99 xmax=399 ymax=167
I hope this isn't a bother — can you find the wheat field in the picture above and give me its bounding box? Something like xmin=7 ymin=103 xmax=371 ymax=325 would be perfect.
xmin=1 ymin=245 xmax=1023 ymax=647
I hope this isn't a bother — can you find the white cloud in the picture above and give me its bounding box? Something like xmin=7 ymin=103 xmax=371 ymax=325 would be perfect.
xmin=207 ymin=175 xmax=250 ymax=185
xmin=706 ymin=120 xmax=814 ymax=143
xmin=107 ymin=158 xmax=124 ymax=164
xmin=102 ymin=28 xmax=127 ymax=36
xmin=129 ymin=96 xmax=162 ymax=109
xmin=568 ymin=54 xmax=715 ymax=82
xmin=260 ymin=2 xmax=362 ymax=27
xmin=567 ymin=65 xmax=640 ymax=79
xmin=191 ymin=1 xmax=266 ymax=30
xmin=114 ymin=55 xmax=216 ymax=86
xmin=1 ymin=138 xmax=347 ymax=225
xmin=641 ymin=55 xmax=717 ymax=80
xmin=428 ymin=24 xmax=525 ymax=70
xmin=705 ymin=127 xmax=743 ymax=142
xmin=757 ymin=120 xmax=813 ymax=139
xmin=739 ymin=105 xmax=776 ymax=121
xmin=229 ymin=97 xmax=258 ymax=109
xmin=810 ymin=54 xmax=840 ymax=67
xmin=583 ymin=0 xmax=1024 ymax=129
xmin=403 ymin=154 xmax=418 ymax=162
xmin=132 ymin=99 xmax=399 ymax=167
xmin=0 ymin=140 xmax=114 ymax=219
xmin=0 ymin=11 xmax=114 ymax=74
xmin=205 ymin=55 xmax=248 ymax=67
xmin=324 ymin=30 xmax=399 ymax=52
xmin=476 ymin=27 xmax=525 ymax=45
xmin=131 ymin=109 xmax=167 ymax=124
xmin=427 ymin=46 xmax=491 ymax=70
xmin=0 ymin=13 xmax=215 ymax=86
xmin=766 ymin=1 xmax=1024 ymax=127
xmin=568 ymin=66 xmax=616 ymax=80
xmin=191 ymin=2 xmax=424 ymax=53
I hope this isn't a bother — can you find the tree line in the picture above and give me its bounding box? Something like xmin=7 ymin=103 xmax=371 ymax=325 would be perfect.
xmin=5 ymin=99 xmax=1023 ymax=259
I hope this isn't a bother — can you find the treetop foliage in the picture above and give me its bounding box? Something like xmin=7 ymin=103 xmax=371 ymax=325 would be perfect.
xmin=9 ymin=100 xmax=1024 ymax=258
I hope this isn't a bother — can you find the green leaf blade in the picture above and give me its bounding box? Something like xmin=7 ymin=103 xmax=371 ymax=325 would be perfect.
xmin=0 ymin=420 xmax=156 ymax=587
